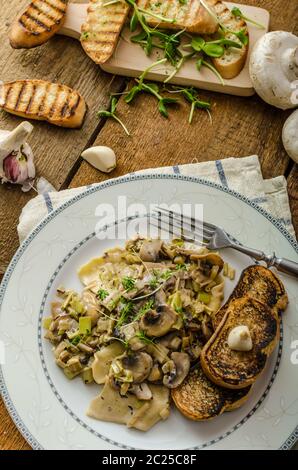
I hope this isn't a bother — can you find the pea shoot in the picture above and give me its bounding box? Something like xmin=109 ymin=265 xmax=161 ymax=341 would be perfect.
xmin=125 ymin=59 xmax=178 ymax=118
xmin=97 ymin=97 xmax=130 ymax=136
xmin=231 ymin=7 xmax=265 ymax=29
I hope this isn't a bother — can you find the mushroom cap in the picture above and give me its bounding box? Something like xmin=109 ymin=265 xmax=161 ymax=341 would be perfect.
xmin=140 ymin=305 xmax=177 ymax=337
xmin=121 ymin=351 xmax=153 ymax=383
xmin=282 ymin=109 xmax=298 ymax=163
xmin=249 ymin=31 xmax=298 ymax=110
xmin=162 ymin=352 xmax=190 ymax=388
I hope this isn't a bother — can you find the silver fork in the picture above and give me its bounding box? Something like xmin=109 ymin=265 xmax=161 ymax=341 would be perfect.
xmin=151 ymin=207 xmax=298 ymax=278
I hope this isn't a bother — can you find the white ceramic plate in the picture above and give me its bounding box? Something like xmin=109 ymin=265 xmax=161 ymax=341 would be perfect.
xmin=0 ymin=174 xmax=297 ymax=450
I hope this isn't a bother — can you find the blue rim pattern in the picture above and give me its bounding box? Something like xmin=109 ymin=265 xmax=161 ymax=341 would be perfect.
xmin=0 ymin=173 xmax=297 ymax=450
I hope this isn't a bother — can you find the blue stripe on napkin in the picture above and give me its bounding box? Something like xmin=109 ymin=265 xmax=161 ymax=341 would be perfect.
xmin=43 ymin=193 xmax=53 ymax=213
xmin=215 ymin=160 xmax=228 ymax=187
xmin=173 ymin=165 xmax=180 ymax=174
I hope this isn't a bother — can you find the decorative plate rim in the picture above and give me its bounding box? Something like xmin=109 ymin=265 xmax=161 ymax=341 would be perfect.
xmin=0 ymin=173 xmax=297 ymax=450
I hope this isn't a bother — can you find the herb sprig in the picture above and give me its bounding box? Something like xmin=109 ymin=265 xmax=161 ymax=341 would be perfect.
xmin=231 ymin=7 xmax=265 ymax=29
xmin=97 ymin=97 xmax=130 ymax=135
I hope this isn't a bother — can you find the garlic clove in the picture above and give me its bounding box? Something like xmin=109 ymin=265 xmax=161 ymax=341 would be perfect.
xmin=227 ymin=325 xmax=253 ymax=352
xmin=81 ymin=146 xmax=116 ymax=174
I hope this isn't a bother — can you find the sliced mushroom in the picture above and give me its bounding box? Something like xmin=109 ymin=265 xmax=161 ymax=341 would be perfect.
xmin=139 ymin=240 xmax=163 ymax=262
xmin=121 ymin=352 xmax=153 ymax=383
xmin=130 ymin=383 xmax=153 ymax=400
xmin=157 ymin=332 xmax=181 ymax=350
xmin=190 ymin=252 xmax=224 ymax=272
xmin=148 ymin=363 xmax=163 ymax=382
xmin=162 ymin=352 xmax=190 ymax=388
xmin=140 ymin=305 xmax=177 ymax=337
xmin=155 ymin=289 xmax=167 ymax=305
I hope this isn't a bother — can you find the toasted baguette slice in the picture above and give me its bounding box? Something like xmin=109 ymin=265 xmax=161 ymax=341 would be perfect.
xmin=172 ymin=366 xmax=251 ymax=421
xmin=81 ymin=0 xmax=130 ymax=64
xmin=201 ymin=296 xmax=279 ymax=390
xmin=213 ymin=266 xmax=288 ymax=330
xmin=208 ymin=1 xmax=249 ymax=79
xmin=0 ymin=80 xmax=86 ymax=128
xmin=137 ymin=0 xmax=219 ymax=34
xmin=9 ymin=0 xmax=69 ymax=49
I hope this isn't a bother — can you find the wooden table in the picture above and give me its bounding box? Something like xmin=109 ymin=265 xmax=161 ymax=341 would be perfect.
xmin=0 ymin=0 xmax=297 ymax=451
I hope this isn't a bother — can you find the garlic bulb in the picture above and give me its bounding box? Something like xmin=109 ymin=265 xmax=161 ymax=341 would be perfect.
xmin=0 ymin=122 xmax=35 ymax=191
xmin=81 ymin=146 xmax=116 ymax=173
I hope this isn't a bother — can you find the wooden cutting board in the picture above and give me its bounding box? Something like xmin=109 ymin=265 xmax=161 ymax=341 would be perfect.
xmin=60 ymin=1 xmax=270 ymax=97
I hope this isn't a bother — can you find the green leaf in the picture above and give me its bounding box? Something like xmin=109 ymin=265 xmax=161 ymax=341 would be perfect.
xmin=144 ymin=83 xmax=159 ymax=94
xmin=125 ymin=86 xmax=141 ymax=104
xmin=231 ymin=7 xmax=242 ymax=18
xmin=158 ymin=98 xmax=178 ymax=118
xmin=144 ymin=34 xmax=153 ymax=55
xmin=97 ymin=110 xmax=112 ymax=118
xmin=130 ymin=30 xmax=148 ymax=43
xmin=110 ymin=97 xmax=117 ymax=114
xmin=202 ymin=43 xmax=224 ymax=58
xmin=191 ymin=36 xmax=205 ymax=52
xmin=130 ymin=10 xmax=138 ymax=31
xmin=234 ymin=29 xmax=249 ymax=46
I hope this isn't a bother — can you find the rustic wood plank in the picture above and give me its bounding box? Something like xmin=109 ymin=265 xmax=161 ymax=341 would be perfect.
xmin=0 ymin=0 xmax=125 ymax=275
xmin=287 ymin=164 xmax=298 ymax=240
xmin=69 ymin=0 xmax=297 ymax=189
xmin=0 ymin=398 xmax=30 ymax=450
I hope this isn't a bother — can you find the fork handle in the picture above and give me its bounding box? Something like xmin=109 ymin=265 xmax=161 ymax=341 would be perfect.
xmin=230 ymin=244 xmax=298 ymax=278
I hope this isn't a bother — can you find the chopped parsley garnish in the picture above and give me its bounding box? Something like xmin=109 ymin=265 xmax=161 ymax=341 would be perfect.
xmin=135 ymin=299 xmax=154 ymax=320
xmin=116 ymin=300 xmax=133 ymax=327
xmin=122 ymin=276 xmax=136 ymax=292
xmin=161 ymin=269 xmax=174 ymax=280
xmin=97 ymin=289 xmax=109 ymax=300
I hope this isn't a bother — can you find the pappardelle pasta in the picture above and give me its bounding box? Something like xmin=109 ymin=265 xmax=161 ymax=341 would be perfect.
xmin=44 ymin=238 xmax=226 ymax=431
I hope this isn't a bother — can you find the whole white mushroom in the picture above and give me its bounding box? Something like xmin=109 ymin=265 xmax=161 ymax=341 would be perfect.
xmin=81 ymin=146 xmax=116 ymax=173
xmin=249 ymin=31 xmax=298 ymax=110
xmin=282 ymin=109 xmax=298 ymax=163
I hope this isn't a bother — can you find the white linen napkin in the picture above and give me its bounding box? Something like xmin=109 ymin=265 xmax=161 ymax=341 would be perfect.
xmin=17 ymin=155 xmax=296 ymax=243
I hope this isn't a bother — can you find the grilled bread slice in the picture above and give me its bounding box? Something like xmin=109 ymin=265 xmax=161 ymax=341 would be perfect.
xmin=0 ymin=80 xmax=86 ymax=128
xmin=137 ymin=0 xmax=219 ymax=34
xmin=10 ymin=0 xmax=69 ymax=49
xmin=81 ymin=0 xmax=130 ymax=64
xmin=201 ymin=296 xmax=279 ymax=390
xmin=209 ymin=1 xmax=249 ymax=79
xmin=172 ymin=366 xmax=251 ymax=421
xmin=213 ymin=266 xmax=288 ymax=330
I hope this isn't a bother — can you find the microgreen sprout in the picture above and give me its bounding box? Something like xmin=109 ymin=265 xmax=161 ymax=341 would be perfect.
xmin=97 ymin=97 xmax=130 ymax=135
xmin=134 ymin=299 xmax=155 ymax=321
xmin=231 ymin=7 xmax=265 ymax=29
xmin=125 ymin=59 xmax=178 ymax=117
